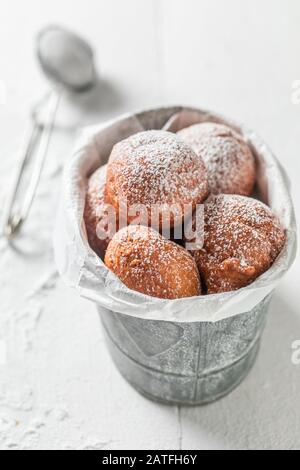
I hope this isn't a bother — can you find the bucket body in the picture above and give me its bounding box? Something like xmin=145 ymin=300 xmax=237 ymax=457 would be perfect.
xmin=98 ymin=293 xmax=272 ymax=405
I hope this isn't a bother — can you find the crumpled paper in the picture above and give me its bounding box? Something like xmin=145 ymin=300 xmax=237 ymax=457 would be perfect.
xmin=53 ymin=106 xmax=297 ymax=323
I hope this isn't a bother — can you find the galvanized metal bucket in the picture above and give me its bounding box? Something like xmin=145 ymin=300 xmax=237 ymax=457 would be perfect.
xmin=98 ymin=293 xmax=271 ymax=405
xmin=54 ymin=106 xmax=296 ymax=406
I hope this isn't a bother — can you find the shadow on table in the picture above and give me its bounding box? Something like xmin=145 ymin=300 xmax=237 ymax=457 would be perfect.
xmin=178 ymin=294 xmax=300 ymax=450
xmin=55 ymin=77 xmax=125 ymax=129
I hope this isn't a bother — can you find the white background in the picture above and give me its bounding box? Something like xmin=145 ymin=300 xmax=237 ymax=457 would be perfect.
xmin=0 ymin=0 xmax=299 ymax=450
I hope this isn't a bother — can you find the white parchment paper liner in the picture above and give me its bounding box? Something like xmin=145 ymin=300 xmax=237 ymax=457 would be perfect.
xmin=54 ymin=106 xmax=297 ymax=323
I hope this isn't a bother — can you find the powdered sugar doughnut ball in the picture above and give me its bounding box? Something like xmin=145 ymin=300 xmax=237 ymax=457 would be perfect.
xmin=187 ymin=194 xmax=285 ymax=294
xmin=84 ymin=165 xmax=117 ymax=259
xmin=105 ymin=130 xmax=209 ymax=229
xmin=177 ymin=122 xmax=256 ymax=195
xmin=105 ymin=225 xmax=201 ymax=299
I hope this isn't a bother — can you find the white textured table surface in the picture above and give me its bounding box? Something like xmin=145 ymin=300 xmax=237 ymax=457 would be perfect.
xmin=0 ymin=0 xmax=300 ymax=450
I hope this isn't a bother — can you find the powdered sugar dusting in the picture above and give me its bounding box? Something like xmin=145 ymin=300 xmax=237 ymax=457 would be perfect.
xmin=177 ymin=122 xmax=256 ymax=195
xmin=191 ymin=194 xmax=286 ymax=293
xmin=105 ymin=130 xmax=209 ymax=225
xmin=105 ymin=225 xmax=201 ymax=299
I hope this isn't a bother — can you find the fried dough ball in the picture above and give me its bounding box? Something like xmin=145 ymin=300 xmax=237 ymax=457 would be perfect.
xmin=186 ymin=194 xmax=285 ymax=294
xmin=105 ymin=130 xmax=209 ymax=229
xmin=105 ymin=225 xmax=201 ymax=299
xmin=177 ymin=122 xmax=256 ymax=195
xmin=84 ymin=165 xmax=117 ymax=259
